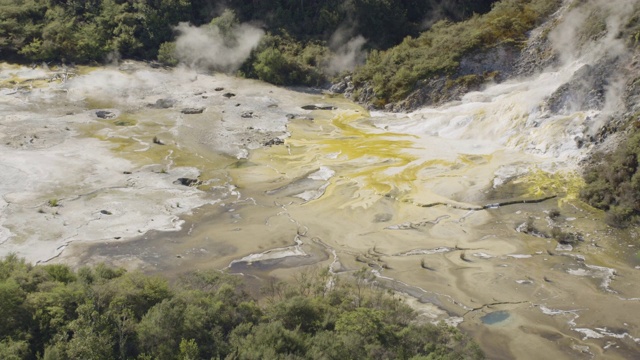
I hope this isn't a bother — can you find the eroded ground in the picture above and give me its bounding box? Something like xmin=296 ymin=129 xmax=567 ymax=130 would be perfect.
xmin=1 ymin=62 xmax=639 ymax=359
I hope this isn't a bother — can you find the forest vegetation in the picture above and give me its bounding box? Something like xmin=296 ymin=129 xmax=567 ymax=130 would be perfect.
xmin=0 ymin=0 xmax=496 ymax=61
xmin=0 ymin=255 xmax=483 ymax=359
xmin=0 ymin=0 xmax=497 ymax=82
xmin=0 ymin=0 xmax=568 ymax=101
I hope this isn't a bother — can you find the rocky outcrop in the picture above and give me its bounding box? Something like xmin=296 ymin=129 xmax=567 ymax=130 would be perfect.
xmin=623 ymin=53 xmax=640 ymax=115
xmin=329 ymin=76 xmax=355 ymax=96
xmin=546 ymin=57 xmax=620 ymax=114
xmin=458 ymin=43 xmax=520 ymax=79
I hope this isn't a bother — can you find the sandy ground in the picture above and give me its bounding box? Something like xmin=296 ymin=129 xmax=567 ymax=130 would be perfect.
xmin=0 ymin=61 xmax=320 ymax=263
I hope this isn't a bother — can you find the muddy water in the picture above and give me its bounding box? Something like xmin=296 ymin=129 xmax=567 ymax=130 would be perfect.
xmin=1 ymin=62 xmax=639 ymax=359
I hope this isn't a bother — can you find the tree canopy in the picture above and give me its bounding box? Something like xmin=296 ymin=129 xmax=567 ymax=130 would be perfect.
xmin=0 ymin=0 xmax=496 ymax=66
xmin=0 ymin=255 xmax=484 ymax=359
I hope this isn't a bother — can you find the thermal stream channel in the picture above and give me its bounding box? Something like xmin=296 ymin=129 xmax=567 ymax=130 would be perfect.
xmin=1 ymin=57 xmax=639 ymax=359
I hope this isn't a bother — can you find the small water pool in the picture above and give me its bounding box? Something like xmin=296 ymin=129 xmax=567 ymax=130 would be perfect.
xmin=481 ymin=311 xmax=510 ymax=325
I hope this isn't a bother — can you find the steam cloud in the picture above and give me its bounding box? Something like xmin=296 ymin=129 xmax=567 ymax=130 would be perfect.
xmin=325 ymin=25 xmax=367 ymax=75
xmin=174 ymin=22 xmax=264 ymax=73
xmin=548 ymin=0 xmax=639 ymax=119
xmin=549 ymin=0 xmax=637 ymax=63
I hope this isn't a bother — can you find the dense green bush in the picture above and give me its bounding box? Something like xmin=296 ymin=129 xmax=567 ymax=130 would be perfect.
xmin=248 ymin=34 xmax=328 ymax=86
xmin=157 ymin=42 xmax=178 ymax=66
xmin=581 ymin=129 xmax=640 ymax=227
xmin=0 ymin=255 xmax=483 ymax=359
xmin=0 ymin=0 xmax=193 ymax=62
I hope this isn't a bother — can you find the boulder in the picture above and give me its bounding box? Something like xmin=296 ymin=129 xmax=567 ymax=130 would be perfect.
xmin=96 ymin=110 xmax=116 ymax=119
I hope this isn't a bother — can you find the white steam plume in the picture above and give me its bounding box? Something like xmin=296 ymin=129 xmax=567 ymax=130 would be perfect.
xmin=548 ymin=0 xmax=639 ymax=120
xmin=174 ymin=22 xmax=264 ymax=73
xmin=325 ymin=25 xmax=367 ymax=75
xmin=549 ymin=0 xmax=637 ymax=64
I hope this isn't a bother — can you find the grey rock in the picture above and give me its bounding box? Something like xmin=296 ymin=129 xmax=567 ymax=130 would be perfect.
xmin=181 ymin=107 xmax=205 ymax=114
xmin=173 ymin=178 xmax=202 ymax=187
xmin=96 ymin=110 xmax=116 ymax=119
xmin=286 ymin=114 xmax=314 ymax=121
xmin=264 ymin=138 xmax=285 ymax=146
xmin=149 ymin=98 xmax=176 ymax=109
xmin=546 ymin=58 xmax=618 ymax=114
xmin=330 ymin=76 xmax=355 ymax=95
xmin=301 ymin=104 xmax=337 ymax=110
xmin=459 ymin=44 xmax=520 ymax=79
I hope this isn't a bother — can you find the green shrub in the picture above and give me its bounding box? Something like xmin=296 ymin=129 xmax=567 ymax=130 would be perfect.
xmin=253 ymin=47 xmax=292 ymax=85
xmin=550 ymin=227 xmax=582 ymax=245
xmin=250 ymin=34 xmax=328 ymax=86
xmin=157 ymin=42 xmax=178 ymax=66
xmin=581 ymin=129 xmax=640 ymax=227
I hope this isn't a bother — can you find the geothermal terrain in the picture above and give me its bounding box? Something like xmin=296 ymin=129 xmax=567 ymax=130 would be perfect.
xmin=2 ymin=4 xmax=640 ymax=360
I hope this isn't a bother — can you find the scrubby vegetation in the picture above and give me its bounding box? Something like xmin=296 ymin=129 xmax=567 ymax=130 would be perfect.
xmin=0 ymin=255 xmax=483 ymax=359
xmin=351 ymin=0 xmax=560 ymax=104
xmin=581 ymin=128 xmax=640 ymax=227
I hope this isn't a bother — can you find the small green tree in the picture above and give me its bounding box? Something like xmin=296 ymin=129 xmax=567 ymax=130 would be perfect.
xmin=157 ymin=41 xmax=178 ymax=66
xmin=178 ymin=338 xmax=199 ymax=360
xmin=210 ymin=9 xmax=239 ymax=45
xmin=253 ymin=47 xmax=291 ymax=85
xmin=0 ymin=339 xmax=29 ymax=360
